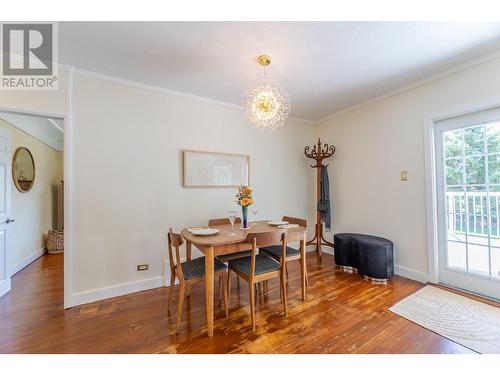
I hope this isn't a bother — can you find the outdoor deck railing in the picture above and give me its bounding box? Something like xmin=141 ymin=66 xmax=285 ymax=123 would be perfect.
xmin=447 ymin=191 xmax=500 ymax=237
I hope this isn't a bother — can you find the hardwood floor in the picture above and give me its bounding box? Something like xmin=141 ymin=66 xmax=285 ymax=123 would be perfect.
xmin=0 ymin=252 xmax=472 ymax=353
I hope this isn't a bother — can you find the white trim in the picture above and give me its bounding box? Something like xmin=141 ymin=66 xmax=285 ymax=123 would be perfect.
xmin=69 ymin=67 xmax=314 ymax=125
xmin=423 ymin=94 xmax=500 ymax=287
xmin=394 ymin=265 xmax=429 ymax=284
xmin=316 ymin=50 xmax=500 ymax=124
xmin=64 ymin=68 xmax=74 ymax=308
xmin=10 ymin=247 xmax=46 ymax=276
xmin=424 ymin=115 xmax=440 ymax=284
xmin=71 ymin=260 xmax=181 ymax=307
xmin=0 ymin=107 xmax=64 ymax=121
xmin=315 ymin=246 xmax=334 ymax=255
xmin=71 ymin=276 xmax=165 ymax=307
xmin=47 ymin=118 xmax=64 ymax=133
xmin=69 ymin=253 xmax=429 ymax=306
xmin=306 ymin=245 xmax=428 ymax=283
xmin=0 ymin=113 xmax=64 ymax=152
xmin=60 ymin=50 xmax=500 ymax=126
xmin=163 ymin=260 xmax=179 ymax=287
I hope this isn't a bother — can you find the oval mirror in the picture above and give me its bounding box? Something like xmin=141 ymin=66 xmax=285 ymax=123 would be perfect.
xmin=12 ymin=147 xmax=35 ymax=193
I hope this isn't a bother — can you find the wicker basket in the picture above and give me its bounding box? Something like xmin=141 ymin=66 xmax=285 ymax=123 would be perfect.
xmin=47 ymin=229 xmax=64 ymax=254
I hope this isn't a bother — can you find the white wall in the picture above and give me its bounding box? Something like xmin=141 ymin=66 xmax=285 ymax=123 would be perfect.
xmin=4 ymin=53 xmax=499 ymax=306
xmin=70 ymin=72 xmax=316 ymax=303
xmin=0 ymin=119 xmax=64 ymax=274
xmin=316 ymin=55 xmax=500 ymax=281
xmin=0 ymin=68 xmax=315 ymax=307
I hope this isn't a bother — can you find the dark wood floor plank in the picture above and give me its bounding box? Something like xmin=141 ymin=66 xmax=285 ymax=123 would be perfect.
xmin=0 ymin=252 xmax=473 ymax=353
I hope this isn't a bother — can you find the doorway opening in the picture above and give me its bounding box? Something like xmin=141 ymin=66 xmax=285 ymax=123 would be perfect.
xmin=0 ymin=110 xmax=64 ymax=299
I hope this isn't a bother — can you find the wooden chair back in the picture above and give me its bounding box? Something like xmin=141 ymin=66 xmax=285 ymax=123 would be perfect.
xmin=245 ymin=230 xmax=287 ymax=279
xmin=167 ymin=228 xmax=185 ymax=280
xmin=245 ymin=230 xmax=286 ymax=248
xmin=208 ymin=217 xmax=242 ymax=226
xmin=282 ymin=216 xmax=307 ymax=228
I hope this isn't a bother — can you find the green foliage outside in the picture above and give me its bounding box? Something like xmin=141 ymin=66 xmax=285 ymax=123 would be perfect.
xmin=445 ymin=123 xmax=500 ymax=188
xmin=445 ymin=122 xmax=500 ymax=237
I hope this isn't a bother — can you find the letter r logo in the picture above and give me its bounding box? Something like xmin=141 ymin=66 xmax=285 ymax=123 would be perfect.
xmin=2 ymin=23 xmax=53 ymax=76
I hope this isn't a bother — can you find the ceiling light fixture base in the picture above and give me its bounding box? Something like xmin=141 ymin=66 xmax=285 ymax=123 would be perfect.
xmin=258 ymin=55 xmax=271 ymax=66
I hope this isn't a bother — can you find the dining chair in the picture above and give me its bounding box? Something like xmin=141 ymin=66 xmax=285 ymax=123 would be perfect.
xmin=227 ymin=230 xmax=288 ymax=331
xmin=208 ymin=217 xmax=251 ymax=263
xmin=208 ymin=217 xmax=242 ymax=227
xmin=166 ymin=228 xmax=228 ymax=331
xmin=260 ymin=216 xmax=309 ymax=286
xmin=209 ymin=217 xmax=254 ymax=298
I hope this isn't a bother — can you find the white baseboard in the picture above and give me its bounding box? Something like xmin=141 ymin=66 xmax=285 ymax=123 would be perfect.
xmin=305 ymin=244 xmax=428 ymax=283
xmin=68 ymin=260 xmax=180 ymax=308
xmin=163 ymin=260 xmax=180 ymax=287
xmin=70 ymin=275 xmax=165 ymax=307
xmin=394 ymin=265 xmax=429 ymax=283
xmin=67 ymin=254 xmax=429 ymax=308
xmin=318 ymin=247 xmax=334 ymax=255
xmin=10 ymin=247 xmax=46 ymax=276
xmin=303 ymin=244 xmax=334 ymax=255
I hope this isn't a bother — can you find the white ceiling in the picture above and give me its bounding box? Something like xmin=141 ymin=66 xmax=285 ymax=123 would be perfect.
xmin=59 ymin=22 xmax=500 ymax=122
xmin=0 ymin=112 xmax=64 ymax=151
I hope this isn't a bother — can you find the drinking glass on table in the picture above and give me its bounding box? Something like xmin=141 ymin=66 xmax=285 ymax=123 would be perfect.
xmin=228 ymin=210 xmax=238 ymax=235
xmin=251 ymin=206 xmax=259 ymax=222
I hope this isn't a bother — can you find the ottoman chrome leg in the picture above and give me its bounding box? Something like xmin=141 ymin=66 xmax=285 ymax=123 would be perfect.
xmin=363 ymin=275 xmax=388 ymax=284
xmin=339 ymin=265 xmax=358 ymax=273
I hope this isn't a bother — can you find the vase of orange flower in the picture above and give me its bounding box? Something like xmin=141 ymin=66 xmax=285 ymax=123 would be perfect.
xmin=236 ymin=186 xmax=254 ymax=229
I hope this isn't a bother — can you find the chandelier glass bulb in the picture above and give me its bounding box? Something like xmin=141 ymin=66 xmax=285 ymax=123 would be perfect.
xmin=242 ymin=55 xmax=290 ymax=131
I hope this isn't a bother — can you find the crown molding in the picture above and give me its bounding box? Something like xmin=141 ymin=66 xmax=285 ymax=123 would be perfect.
xmin=64 ymin=65 xmax=314 ymax=125
xmin=315 ymin=50 xmax=500 ymax=125
xmin=8 ymin=49 xmax=500 ymax=126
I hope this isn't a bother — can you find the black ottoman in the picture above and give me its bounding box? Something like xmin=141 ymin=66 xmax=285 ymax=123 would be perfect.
xmin=334 ymin=233 xmax=394 ymax=282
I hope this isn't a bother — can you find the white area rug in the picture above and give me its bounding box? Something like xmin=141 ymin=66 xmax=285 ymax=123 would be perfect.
xmin=389 ymin=285 xmax=500 ymax=353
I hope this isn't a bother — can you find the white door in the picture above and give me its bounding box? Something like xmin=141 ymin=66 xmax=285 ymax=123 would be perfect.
xmin=0 ymin=127 xmax=12 ymax=298
xmin=436 ymin=113 xmax=500 ymax=300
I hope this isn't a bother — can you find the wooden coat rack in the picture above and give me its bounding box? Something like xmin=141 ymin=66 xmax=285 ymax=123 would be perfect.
xmin=304 ymin=138 xmax=335 ymax=263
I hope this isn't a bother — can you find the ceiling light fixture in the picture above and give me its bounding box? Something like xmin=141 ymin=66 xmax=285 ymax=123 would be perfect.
xmin=242 ymin=55 xmax=290 ymax=131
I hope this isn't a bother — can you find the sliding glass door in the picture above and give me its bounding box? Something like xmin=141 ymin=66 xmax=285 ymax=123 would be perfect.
xmin=435 ymin=117 xmax=500 ymax=300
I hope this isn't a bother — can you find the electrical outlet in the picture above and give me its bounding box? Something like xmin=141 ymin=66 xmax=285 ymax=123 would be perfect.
xmin=400 ymin=170 xmax=408 ymax=181
xmin=137 ymin=264 xmax=149 ymax=271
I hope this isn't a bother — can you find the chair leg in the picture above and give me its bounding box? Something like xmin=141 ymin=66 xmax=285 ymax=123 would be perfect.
xmin=218 ymin=274 xmax=223 ymax=303
xmin=305 ymin=267 xmax=309 ymax=287
xmin=285 ymin=262 xmax=289 ymax=278
xmin=176 ymin=282 xmax=186 ymax=331
xmin=281 ymin=269 xmax=288 ymax=317
xmin=167 ymin=272 xmax=175 ymax=313
xmin=227 ymin=269 xmax=231 ymax=309
xmin=222 ymin=272 xmax=228 ymax=318
xmin=249 ymin=281 xmax=256 ymax=331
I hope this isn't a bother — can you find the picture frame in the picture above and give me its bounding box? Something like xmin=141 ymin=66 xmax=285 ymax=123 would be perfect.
xmin=183 ymin=150 xmax=250 ymax=187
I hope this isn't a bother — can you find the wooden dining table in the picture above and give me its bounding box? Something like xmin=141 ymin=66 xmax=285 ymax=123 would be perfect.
xmin=181 ymin=220 xmax=308 ymax=337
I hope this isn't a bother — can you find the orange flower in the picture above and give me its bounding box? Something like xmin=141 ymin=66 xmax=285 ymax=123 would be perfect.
xmin=241 ymin=197 xmax=254 ymax=207
xmin=244 ymin=187 xmax=253 ymax=196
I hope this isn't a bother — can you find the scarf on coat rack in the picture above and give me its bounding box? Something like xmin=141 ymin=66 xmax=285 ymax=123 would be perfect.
xmin=318 ymin=165 xmax=331 ymax=230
